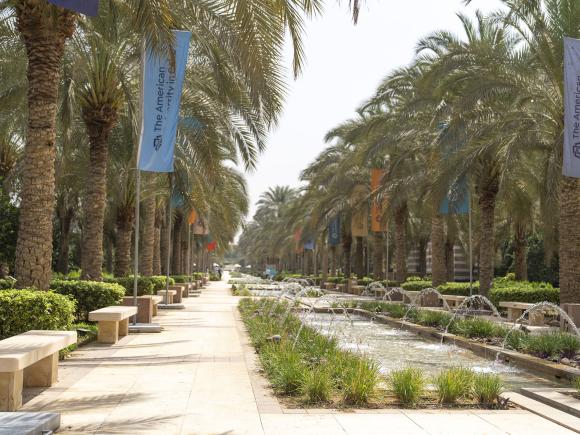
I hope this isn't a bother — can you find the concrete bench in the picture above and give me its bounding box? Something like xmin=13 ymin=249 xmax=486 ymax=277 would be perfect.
xmin=157 ymin=289 xmax=176 ymax=304
xmin=336 ymin=284 xmax=346 ymax=293
xmin=0 ymin=330 xmax=77 ymax=411
xmin=352 ymin=285 xmax=365 ymax=296
xmin=499 ymin=302 xmax=544 ymax=326
xmin=168 ymin=285 xmax=185 ymax=302
xmin=151 ymin=295 xmax=162 ymax=316
xmin=89 ymin=306 xmax=138 ymax=344
xmin=442 ymin=295 xmax=467 ymax=308
xmin=323 ymin=283 xmax=336 ymax=290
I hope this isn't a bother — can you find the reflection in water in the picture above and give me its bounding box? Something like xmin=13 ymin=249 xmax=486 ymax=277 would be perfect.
xmin=303 ymin=313 xmax=563 ymax=390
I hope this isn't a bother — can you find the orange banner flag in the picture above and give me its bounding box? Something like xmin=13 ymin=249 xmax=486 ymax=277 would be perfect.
xmin=188 ymin=209 xmax=198 ymax=225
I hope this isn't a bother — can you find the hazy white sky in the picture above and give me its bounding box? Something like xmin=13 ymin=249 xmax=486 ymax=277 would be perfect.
xmin=245 ymin=0 xmax=502 ymax=219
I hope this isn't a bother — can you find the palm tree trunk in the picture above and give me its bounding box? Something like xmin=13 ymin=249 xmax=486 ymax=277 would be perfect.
xmin=478 ymin=185 xmax=498 ymax=296
xmin=153 ymin=204 xmax=162 ymax=275
xmin=372 ymin=232 xmax=384 ymax=279
xmin=512 ymin=220 xmax=528 ymax=281
xmin=105 ymin=235 xmax=113 ymax=274
xmin=418 ymin=239 xmax=427 ymax=277
xmin=431 ymin=212 xmax=446 ymax=286
xmin=321 ymin=239 xmax=329 ymax=283
xmin=445 ymin=221 xmax=456 ymax=282
xmin=114 ymin=212 xmax=133 ymax=277
xmin=160 ymin=213 xmax=169 ymax=275
xmin=171 ymin=213 xmax=183 ymax=275
xmin=80 ymin=127 xmax=110 ymax=281
xmin=330 ymin=245 xmax=337 ymax=276
xmin=342 ymin=232 xmax=352 ymax=277
xmin=140 ymin=196 xmax=156 ymax=276
xmin=14 ymin=5 xmax=76 ymax=289
xmin=354 ymin=236 xmax=364 ymax=277
xmin=394 ymin=202 xmax=408 ymax=282
xmin=559 ymin=177 xmax=580 ymax=304
xmin=56 ymin=206 xmax=74 ymax=274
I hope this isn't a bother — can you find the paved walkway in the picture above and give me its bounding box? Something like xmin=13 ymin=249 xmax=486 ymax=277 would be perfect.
xmin=22 ymin=277 xmax=576 ymax=434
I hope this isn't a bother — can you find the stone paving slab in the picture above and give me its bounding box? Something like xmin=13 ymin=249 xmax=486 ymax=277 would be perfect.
xmin=17 ymin=276 xmax=578 ymax=434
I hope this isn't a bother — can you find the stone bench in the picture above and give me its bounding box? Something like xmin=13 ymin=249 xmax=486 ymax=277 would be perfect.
xmin=441 ymin=295 xmax=467 ymax=309
xmin=336 ymin=284 xmax=346 ymax=293
xmin=157 ymin=289 xmax=177 ymax=304
xmin=352 ymin=285 xmax=365 ymax=296
xmin=121 ymin=295 xmax=163 ymax=324
xmin=499 ymin=302 xmax=544 ymax=326
xmin=168 ymin=285 xmax=186 ymax=302
xmin=89 ymin=306 xmax=138 ymax=344
xmin=323 ymin=283 xmax=336 ymax=290
xmin=151 ymin=295 xmax=162 ymax=316
xmin=0 ymin=330 xmax=77 ymax=411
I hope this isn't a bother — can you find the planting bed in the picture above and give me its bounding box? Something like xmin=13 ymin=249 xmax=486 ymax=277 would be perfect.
xmin=239 ymin=298 xmax=514 ymax=409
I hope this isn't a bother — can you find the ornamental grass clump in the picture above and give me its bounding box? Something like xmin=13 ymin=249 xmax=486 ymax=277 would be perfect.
xmin=300 ymin=366 xmax=333 ymax=403
xmin=435 ymin=367 xmax=474 ymax=404
xmin=473 ymin=373 xmax=503 ymax=405
xmin=525 ymin=332 xmax=580 ymax=359
xmin=451 ymin=318 xmax=506 ymax=339
xmin=417 ymin=310 xmax=453 ymax=329
xmin=389 ymin=368 xmax=426 ymax=407
xmin=339 ymin=354 xmax=380 ymax=405
xmin=267 ymin=344 xmax=306 ymax=395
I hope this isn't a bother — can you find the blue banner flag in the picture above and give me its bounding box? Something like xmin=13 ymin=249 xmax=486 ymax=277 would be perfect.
xmin=440 ymin=176 xmax=469 ymax=215
xmin=328 ymin=217 xmax=341 ymax=246
xmin=138 ymin=30 xmax=192 ymax=173
xmin=304 ymin=239 xmax=315 ymax=251
xmin=171 ymin=192 xmax=185 ymax=208
xmin=48 ymin=0 xmax=99 ymax=16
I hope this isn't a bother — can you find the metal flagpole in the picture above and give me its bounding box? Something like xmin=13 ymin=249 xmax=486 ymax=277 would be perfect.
xmin=469 ymin=196 xmax=473 ymax=297
xmin=385 ymin=228 xmax=390 ymax=291
xmin=165 ymin=174 xmax=174 ymax=304
xmin=132 ymin=40 xmax=146 ymax=325
xmin=187 ymin=224 xmax=191 ymax=281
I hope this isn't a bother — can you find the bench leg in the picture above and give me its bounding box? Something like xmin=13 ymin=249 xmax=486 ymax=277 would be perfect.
xmin=529 ymin=311 xmax=544 ymax=327
xmin=507 ymin=308 xmax=523 ymax=322
xmin=98 ymin=320 xmax=119 ymax=344
xmin=119 ymin=318 xmax=129 ymax=337
xmin=23 ymin=352 xmax=58 ymax=388
xmin=0 ymin=370 xmax=23 ymax=411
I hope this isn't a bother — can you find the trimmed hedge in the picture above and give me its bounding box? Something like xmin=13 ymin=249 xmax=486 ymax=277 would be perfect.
xmin=105 ymin=276 xmax=174 ymax=295
xmin=489 ymin=282 xmax=559 ymax=307
xmin=0 ymin=289 xmax=75 ymax=339
xmin=51 ymin=280 xmax=125 ymax=321
xmin=401 ymin=280 xmax=433 ymax=292
xmin=437 ymin=282 xmax=479 ymax=296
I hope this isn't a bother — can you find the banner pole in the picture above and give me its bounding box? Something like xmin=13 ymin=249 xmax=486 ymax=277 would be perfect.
xmin=187 ymin=224 xmax=191 ymax=281
xmin=469 ymin=196 xmax=473 ymax=297
xmin=165 ymin=174 xmax=174 ymax=304
xmin=385 ymin=227 xmax=390 ymax=292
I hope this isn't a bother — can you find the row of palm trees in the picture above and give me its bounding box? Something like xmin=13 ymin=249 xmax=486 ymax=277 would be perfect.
xmin=238 ymin=0 xmax=580 ymax=304
xmin=0 ymin=1 xmax=363 ymax=288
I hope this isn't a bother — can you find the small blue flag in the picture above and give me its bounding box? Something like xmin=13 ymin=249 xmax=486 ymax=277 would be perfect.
xmin=48 ymin=0 xmax=99 ymax=16
xmin=440 ymin=176 xmax=469 ymax=215
xmin=138 ymin=30 xmax=192 ymax=173
xmin=304 ymin=239 xmax=315 ymax=251
xmin=171 ymin=192 xmax=185 ymax=208
xmin=328 ymin=217 xmax=341 ymax=246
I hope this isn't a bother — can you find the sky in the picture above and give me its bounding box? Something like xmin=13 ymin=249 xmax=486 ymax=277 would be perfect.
xmin=245 ymin=0 xmax=503 ymax=220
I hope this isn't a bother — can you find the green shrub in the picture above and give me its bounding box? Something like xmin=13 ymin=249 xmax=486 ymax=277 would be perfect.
xmin=437 ymin=282 xmax=479 ymax=296
xmin=573 ymin=377 xmax=580 ymax=392
xmin=267 ymin=345 xmax=306 ymax=395
xmin=401 ymin=280 xmax=433 ymax=292
xmin=50 ymin=280 xmax=125 ymax=321
xmin=105 ymin=276 xmax=154 ymax=296
xmin=389 ymin=368 xmax=426 ymax=407
xmin=300 ymin=366 xmax=333 ymax=403
xmin=150 ymin=276 xmax=174 ymax=290
xmin=339 ymin=354 xmax=379 ymax=405
xmin=0 ymin=277 xmax=16 ymax=289
xmin=525 ymin=332 xmax=580 ymax=359
xmin=0 ymin=290 xmax=75 ymax=339
xmin=170 ymin=275 xmax=192 ymax=284
xmin=451 ymin=318 xmax=506 ymax=339
xmin=473 ymin=373 xmax=503 ymax=404
xmin=489 ymin=281 xmax=559 ymax=307
xmin=209 ymin=272 xmax=220 ymax=281
xmin=504 ymin=330 xmax=529 ymax=351
xmin=435 ymin=367 xmax=474 ymax=404
xmin=417 ymin=310 xmax=453 ymax=329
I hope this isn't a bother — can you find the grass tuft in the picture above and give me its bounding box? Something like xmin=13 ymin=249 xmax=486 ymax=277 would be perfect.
xmin=435 ymin=367 xmax=474 ymax=404
xmin=389 ymin=368 xmax=426 ymax=407
xmin=473 ymin=373 xmax=503 ymax=405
